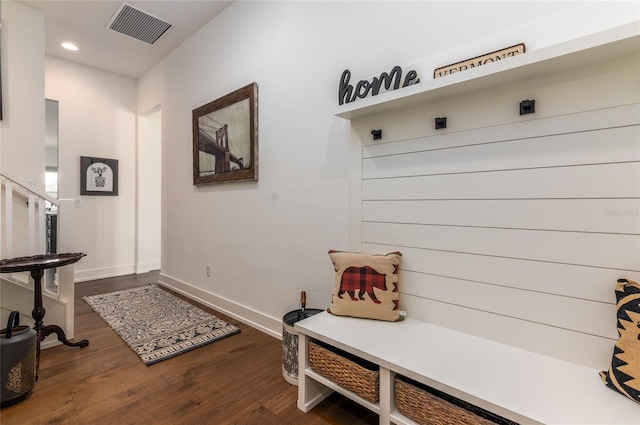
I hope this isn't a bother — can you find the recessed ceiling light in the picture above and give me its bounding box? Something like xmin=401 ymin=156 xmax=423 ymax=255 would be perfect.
xmin=61 ymin=42 xmax=78 ymax=51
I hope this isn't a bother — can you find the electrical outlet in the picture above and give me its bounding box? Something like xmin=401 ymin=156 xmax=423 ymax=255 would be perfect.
xmin=206 ymin=264 xmax=211 ymax=277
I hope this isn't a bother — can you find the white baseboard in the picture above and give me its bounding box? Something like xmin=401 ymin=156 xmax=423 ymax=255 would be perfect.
xmin=158 ymin=273 xmax=282 ymax=340
xmin=41 ymin=340 xmax=61 ymax=350
xmin=74 ymin=264 xmax=136 ymax=282
xmin=134 ymin=261 xmax=161 ymax=274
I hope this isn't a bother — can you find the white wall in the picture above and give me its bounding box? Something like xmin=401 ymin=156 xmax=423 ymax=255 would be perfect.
xmin=0 ymin=1 xmax=45 ymax=187
xmin=0 ymin=1 xmax=46 ymax=260
xmin=0 ymin=0 xmax=46 ymax=328
xmin=45 ymin=56 xmax=137 ymax=280
xmin=137 ymin=1 xmax=639 ymax=337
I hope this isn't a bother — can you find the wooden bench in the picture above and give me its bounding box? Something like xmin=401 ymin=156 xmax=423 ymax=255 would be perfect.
xmin=295 ymin=312 xmax=639 ymax=424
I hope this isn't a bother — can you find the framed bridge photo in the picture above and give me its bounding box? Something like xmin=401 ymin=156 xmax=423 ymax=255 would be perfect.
xmin=192 ymin=83 xmax=258 ymax=185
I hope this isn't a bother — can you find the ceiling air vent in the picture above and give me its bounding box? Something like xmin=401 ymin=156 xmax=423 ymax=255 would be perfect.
xmin=106 ymin=3 xmax=172 ymax=45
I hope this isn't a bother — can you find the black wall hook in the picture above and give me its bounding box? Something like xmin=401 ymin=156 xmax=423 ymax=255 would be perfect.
xmin=435 ymin=117 xmax=447 ymax=130
xmin=520 ymin=99 xmax=535 ymax=115
xmin=371 ymin=129 xmax=382 ymax=140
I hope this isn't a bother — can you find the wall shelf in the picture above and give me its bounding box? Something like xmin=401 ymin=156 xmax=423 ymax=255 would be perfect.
xmin=335 ymin=22 xmax=639 ymax=120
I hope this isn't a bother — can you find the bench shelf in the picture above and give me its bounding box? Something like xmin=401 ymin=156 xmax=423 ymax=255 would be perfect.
xmin=304 ymin=367 xmax=381 ymax=414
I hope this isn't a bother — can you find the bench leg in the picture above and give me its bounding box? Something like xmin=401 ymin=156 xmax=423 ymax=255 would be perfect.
xmin=297 ymin=333 xmax=333 ymax=412
xmin=379 ymin=368 xmax=393 ymax=425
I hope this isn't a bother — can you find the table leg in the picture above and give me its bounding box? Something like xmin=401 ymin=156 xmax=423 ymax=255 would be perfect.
xmin=31 ymin=269 xmax=45 ymax=380
xmin=41 ymin=325 xmax=89 ymax=348
xmin=30 ymin=269 xmax=89 ymax=381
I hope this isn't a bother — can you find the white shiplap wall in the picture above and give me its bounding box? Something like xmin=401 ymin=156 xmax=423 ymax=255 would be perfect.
xmin=350 ymin=53 xmax=640 ymax=369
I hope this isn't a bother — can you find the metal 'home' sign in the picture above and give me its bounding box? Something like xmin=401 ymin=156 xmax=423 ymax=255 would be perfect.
xmin=338 ymin=66 xmax=420 ymax=105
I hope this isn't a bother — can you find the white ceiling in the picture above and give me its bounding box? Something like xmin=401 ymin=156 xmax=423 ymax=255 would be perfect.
xmin=17 ymin=0 xmax=233 ymax=79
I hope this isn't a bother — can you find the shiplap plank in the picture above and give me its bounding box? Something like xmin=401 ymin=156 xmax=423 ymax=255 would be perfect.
xmin=362 ymin=126 xmax=639 ymax=179
xmin=362 ymin=222 xmax=640 ymax=271
xmin=362 ymin=244 xmax=640 ymax=303
xmin=362 ymin=162 xmax=640 ymax=200
xmin=399 ymin=270 xmax=616 ymax=339
xmin=362 ymin=103 xmax=640 ymax=155
xmin=362 ymin=199 xmax=640 ymax=234
xmin=399 ymin=294 xmax=615 ymax=369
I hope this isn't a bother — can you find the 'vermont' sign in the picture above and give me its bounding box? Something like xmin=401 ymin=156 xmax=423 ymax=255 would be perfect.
xmin=434 ymin=44 xmax=525 ymax=78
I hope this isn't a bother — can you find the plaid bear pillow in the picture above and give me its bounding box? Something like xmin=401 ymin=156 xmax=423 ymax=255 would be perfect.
xmin=328 ymin=250 xmax=402 ymax=322
xmin=599 ymin=278 xmax=640 ymax=405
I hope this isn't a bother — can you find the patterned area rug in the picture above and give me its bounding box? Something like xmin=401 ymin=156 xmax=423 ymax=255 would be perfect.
xmin=83 ymin=284 xmax=240 ymax=365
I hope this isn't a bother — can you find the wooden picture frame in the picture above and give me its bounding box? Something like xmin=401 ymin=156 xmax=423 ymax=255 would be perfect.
xmin=193 ymin=83 xmax=258 ymax=185
xmin=80 ymin=156 xmax=119 ymax=196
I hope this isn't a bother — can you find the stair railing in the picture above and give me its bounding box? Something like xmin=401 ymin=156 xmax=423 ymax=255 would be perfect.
xmin=1 ymin=168 xmax=77 ymax=343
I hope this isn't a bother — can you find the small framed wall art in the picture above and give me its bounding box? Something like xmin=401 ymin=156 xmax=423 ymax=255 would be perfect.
xmin=192 ymin=83 xmax=258 ymax=185
xmin=80 ymin=156 xmax=119 ymax=196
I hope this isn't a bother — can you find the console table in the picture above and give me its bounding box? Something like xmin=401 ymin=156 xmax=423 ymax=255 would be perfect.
xmin=0 ymin=253 xmax=88 ymax=380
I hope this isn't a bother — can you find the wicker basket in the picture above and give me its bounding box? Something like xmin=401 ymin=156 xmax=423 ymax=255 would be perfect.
xmin=308 ymin=340 xmax=379 ymax=403
xmin=395 ymin=376 xmax=518 ymax=425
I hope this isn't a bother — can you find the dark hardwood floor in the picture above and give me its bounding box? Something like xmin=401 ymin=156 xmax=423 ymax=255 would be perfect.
xmin=0 ymin=272 xmax=378 ymax=424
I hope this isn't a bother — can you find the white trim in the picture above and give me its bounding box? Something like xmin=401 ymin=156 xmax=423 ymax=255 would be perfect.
xmin=134 ymin=261 xmax=161 ymax=275
xmin=41 ymin=340 xmax=62 ymax=350
xmin=158 ymin=273 xmax=282 ymax=340
xmin=74 ymin=264 xmax=136 ymax=282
